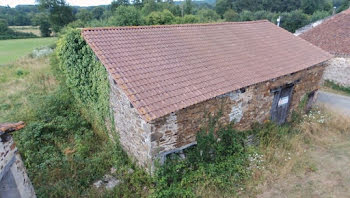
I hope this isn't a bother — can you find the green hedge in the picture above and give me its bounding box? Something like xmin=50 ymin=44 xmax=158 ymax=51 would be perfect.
xmin=57 ymin=29 xmax=113 ymax=137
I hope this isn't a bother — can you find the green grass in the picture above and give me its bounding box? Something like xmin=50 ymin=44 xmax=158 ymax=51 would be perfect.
xmin=0 ymin=37 xmax=57 ymax=65
xmin=323 ymin=80 xmax=350 ymax=96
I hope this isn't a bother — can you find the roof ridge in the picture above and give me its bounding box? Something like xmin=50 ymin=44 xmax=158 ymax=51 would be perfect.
xmin=82 ymin=20 xmax=270 ymax=32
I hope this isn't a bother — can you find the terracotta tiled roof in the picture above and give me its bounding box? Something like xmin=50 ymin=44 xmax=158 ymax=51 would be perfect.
xmin=300 ymin=9 xmax=350 ymax=55
xmin=82 ymin=20 xmax=332 ymax=122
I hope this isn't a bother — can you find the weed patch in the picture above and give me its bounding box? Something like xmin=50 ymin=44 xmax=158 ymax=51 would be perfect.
xmin=324 ymin=80 xmax=350 ymax=96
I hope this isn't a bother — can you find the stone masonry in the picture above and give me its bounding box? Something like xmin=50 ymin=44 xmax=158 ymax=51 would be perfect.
xmin=109 ymin=62 xmax=327 ymax=169
xmin=0 ymin=137 xmax=36 ymax=198
xmin=322 ymin=57 xmax=350 ymax=87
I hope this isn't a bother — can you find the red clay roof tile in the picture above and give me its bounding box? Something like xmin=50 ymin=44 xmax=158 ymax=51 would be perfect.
xmin=82 ymin=21 xmax=332 ymax=122
xmin=300 ymin=9 xmax=350 ymax=55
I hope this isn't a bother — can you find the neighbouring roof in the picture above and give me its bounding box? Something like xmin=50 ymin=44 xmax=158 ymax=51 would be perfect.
xmin=300 ymin=9 xmax=350 ymax=55
xmin=82 ymin=20 xmax=332 ymax=122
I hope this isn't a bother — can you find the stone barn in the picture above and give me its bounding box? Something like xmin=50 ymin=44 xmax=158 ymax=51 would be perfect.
xmin=82 ymin=20 xmax=332 ymax=168
xmin=300 ymin=9 xmax=350 ymax=87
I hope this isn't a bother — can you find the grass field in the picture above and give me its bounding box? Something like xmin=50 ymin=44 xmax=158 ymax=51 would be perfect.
xmin=9 ymin=26 xmax=41 ymax=36
xmin=0 ymin=37 xmax=57 ymax=65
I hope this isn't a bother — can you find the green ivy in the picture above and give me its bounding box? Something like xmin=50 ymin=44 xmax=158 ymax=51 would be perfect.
xmin=56 ymin=29 xmax=113 ymax=137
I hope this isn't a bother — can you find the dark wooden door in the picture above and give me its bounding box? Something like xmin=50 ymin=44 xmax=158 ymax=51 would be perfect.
xmin=271 ymin=84 xmax=294 ymax=125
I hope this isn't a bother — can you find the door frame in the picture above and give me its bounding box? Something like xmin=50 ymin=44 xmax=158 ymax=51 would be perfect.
xmin=270 ymin=83 xmax=295 ymax=125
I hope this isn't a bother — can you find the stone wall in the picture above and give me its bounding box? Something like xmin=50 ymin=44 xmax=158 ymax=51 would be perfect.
xmin=149 ymin=63 xmax=326 ymax=161
xmin=322 ymin=57 xmax=350 ymax=87
xmin=0 ymin=138 xmax=36 ymax=198
xmin=110 ymin=63 xmax=326 ymax=168
xmin=109 ymin=74 xmax=153 ymax=168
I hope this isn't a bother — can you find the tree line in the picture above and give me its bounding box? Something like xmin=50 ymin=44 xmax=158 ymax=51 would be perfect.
xmin=0 ymin=0 xmax=349 ymax=38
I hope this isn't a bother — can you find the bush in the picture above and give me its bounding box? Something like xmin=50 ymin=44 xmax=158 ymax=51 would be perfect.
xmin=145 ymin=9 xmax=175 ymax=25
xmin=153 ymin=123 xmax=251 ymax=197
xmin=310 ymin=10 xmax=330 ymax=22
xmin=239 ymin=10 xmax=254 ymax=21
xmin=108 ymin=5 xmax=143 ymax=26
xmin=14 ymin=86 xmax=115 ymax=197
xmin=224 ymin=9 xmax=239 ymax=21
xmin=182 ymin=14 xmax=200 ymax=23
xmin=197 ymin=9 xmax=220 ymax=22
xmin=280 ymin=9 xmax=310 ymax=32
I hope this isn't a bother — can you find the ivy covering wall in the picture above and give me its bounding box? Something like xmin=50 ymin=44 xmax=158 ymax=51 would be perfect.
xmin=57 ymin=29 xmax=113 ymax=137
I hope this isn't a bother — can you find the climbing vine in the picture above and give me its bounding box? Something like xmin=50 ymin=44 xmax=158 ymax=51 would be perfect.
xmin=56 ymin=29 xmax=113 ymax=137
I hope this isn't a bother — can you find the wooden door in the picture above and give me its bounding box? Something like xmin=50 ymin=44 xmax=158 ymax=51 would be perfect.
xmin=270 ymin=84 xmax=294 ymax=125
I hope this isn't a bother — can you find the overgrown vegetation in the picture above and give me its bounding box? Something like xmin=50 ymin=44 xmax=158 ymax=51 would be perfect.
xmin=56 ymin=29 xmax=114 ymax=136
xmin=324 ymin=79 xmax=350 ymax=96
xmin=3 ymin=50 xmax=350 ymax=197
xmin=153 ymin=124 xmax=251 ymax=197
xmin=0 ymin=52 xmax=153 ymax=197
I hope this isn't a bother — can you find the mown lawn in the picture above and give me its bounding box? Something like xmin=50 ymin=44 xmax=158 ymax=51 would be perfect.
xmin=0 ymin=37 xmax=56 ymax=65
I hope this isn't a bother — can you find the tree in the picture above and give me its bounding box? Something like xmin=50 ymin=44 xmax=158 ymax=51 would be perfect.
xmin=280 ymin=9 xmax=309 ymax=32
xmin=110 ymin=0 xmax=130 ymax=11
xmin=301 ymin=0 xmax=325 ymax=14
xmin=141 ymin=0 xmax=159 ymax=16
xmin=39 ymin=19 xmax=51 ymax=37
xmin=0 ymin=19 xmax=9 ymax=33
xmin=310 ymin=10 xmax=330 ymax=22
xmin=183 ymin=14 xmax=200 ymax=23
xmin=37 ymin=0 xmax=74 ymax=32
xmin=92 ymin=7 xmax=105 ymax=20
xmin=134 ymin=0 xmax=143 ymax=9
xmin=197 ymin=9 xmax=220 ymax=22
xmin=336 ymin=0 xmax=350 ymax=13
xmin=145 ymin=9 xmax=175 ymax=25
xmin=76 ymin=9 xmax=93 ymax=22
xmin=184 ymin=0 xmax=193 ymax=15
xmin=233 ymin=0 xmax=264 ymax=12
xmin=239 ymin=10 xmax=254 ymax=21
xmin=223 ymin=9 xmax=239 ymax=21
xmin=216 ymin=0 xmax=233 ymax=16
xmin=108 ymin=6 xmax=142 ymax=26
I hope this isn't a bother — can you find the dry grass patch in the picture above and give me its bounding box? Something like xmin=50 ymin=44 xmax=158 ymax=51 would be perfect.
xmin=255 ymin=108 xmax=350 ymax=198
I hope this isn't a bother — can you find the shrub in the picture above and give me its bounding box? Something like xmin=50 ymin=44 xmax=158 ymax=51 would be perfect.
xmin=239 ymin=10 xmax=254 ymax=21
xmin=145 ymin=9 xmax=175 ymax=25
xmin=310 ymin=10 xmax=330 ymax=22
xmin=153 ymin=123 xmax=251 ymax=197
xmin=280 ymin=9 xmax=309 ymax=32
xmin=197 ymin=9 xmax=220 ymax=22
xmin=224 ymin=9 xmax=239 ymax=21
xmin=14 ymin=87 xmax=115 ymax=197
xmin=108 ymin=5 xmax=143 ymax=26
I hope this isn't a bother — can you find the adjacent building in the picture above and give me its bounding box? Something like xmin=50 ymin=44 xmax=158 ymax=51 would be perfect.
xmin=82 ymin=20 xmax=332 ymax=168
xmin=300 ymin=9 xmax=350 ymax=87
